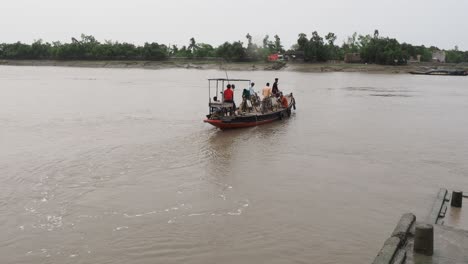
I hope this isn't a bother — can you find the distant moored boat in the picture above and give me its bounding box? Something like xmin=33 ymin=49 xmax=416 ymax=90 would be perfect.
xmin=409 ymin=69 xmax=468 ymax=76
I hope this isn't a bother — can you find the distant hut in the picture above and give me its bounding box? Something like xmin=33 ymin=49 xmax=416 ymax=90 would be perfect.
xmin=432 ymin=51 xmax=446 ymax=63
xmin=344 ymin=53 xmax=361 ymax=63
xmin=409 ymin=55 xmax=422 ymax=63
xmin=284 ymin=51 xmax=305 ymax=62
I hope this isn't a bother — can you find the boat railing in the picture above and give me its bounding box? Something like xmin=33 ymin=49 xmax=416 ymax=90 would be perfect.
xmin=209 ymin=102 xmax=234 ymax=108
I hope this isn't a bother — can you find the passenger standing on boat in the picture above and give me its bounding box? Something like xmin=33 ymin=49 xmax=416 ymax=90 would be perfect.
xmin=223 ymin=84 xmax=236 ymax=114
xmin=249 ymin=82 xmax=256 ymax=96
xmin=279 ymin=93 xmax=288 ymax=108
xmin=272 ymin=78 xmax=280 ymax=97
xmin=261 ymin=83 xmax=273 ymax=112
xmin=241 ymin=83 xmax=256 ymax=112
xmin=262 ymin=83 xmax=272 ymax=99
xmin=231 ymin=84 xmax=237 ymax=113
xmin=247 ymin=82 xmax=261 ymax=109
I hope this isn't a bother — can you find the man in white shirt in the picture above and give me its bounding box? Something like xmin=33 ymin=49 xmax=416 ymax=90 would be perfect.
xmin=249 ymin=82 xmax=256 ymax=96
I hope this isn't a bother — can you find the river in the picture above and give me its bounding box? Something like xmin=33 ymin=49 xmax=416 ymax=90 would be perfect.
xmin=1 ymin=66 xmax=468 ymax=264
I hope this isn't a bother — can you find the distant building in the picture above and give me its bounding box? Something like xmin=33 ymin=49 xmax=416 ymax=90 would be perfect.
xmin=284 ymin=51 xmax=305 ymax=61
xmin=409 ymin=55 xmax=422 ymax=63
xmin=268 ymin=53 xmax=279 ymax=61
xmin=432 ymin=51 xmax=446 ymax=63
xmin=268 ymin=53 xmax=285 ymax=61
xmin=344 ymin=53 xmax=361 ymax=63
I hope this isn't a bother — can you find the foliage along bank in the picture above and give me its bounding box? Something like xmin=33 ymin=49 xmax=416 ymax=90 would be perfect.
xmin=1 ymin=32 xmax=467 ymax=65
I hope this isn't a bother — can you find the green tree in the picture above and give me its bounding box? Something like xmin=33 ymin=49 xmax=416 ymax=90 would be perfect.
xmin=342 ymin=32 xmax=359 ymax=53
xmin=142 ymin=42 xmax=168 ymax=60
xmin=188 ymin=37 xmax=198 ymax=52
xmin=245 ymin=33 xmax=262 ymax=60
xmin=216 ymin=41 xmax=247 ymax=61
xmin=169 ymin=45 xmax=179 ymax=56
xmin=297 ymin=33 xmax=308 ymax=51
xmin=246 ymin=33 xmax=253 ymax=49
xmin=325 ymin=32 xmax=338 ymax=60
xmin=262 ymin=35 xmax=269 ymax=49
xmin=446 ymin=46 xmax=465 ymax=63
xmin=193 ymin=43 xmax=215 ymax=58
xmin=359 ymin=34 xmax=406 ymax=65
xmin=30 ymin=39 xmax=52 ymax=59
xmin=304 ymin=31 xmax=328 ymax=62
xmin=274 ymin=34 xmax=283 ymax=53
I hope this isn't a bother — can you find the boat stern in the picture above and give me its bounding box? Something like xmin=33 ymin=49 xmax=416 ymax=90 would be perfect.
xmin=204 ymin=119 xmax=224 ymax=128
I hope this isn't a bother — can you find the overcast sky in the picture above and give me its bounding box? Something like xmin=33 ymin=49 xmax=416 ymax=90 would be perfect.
xmin=1 ymin=0 xmax=468 ymax=50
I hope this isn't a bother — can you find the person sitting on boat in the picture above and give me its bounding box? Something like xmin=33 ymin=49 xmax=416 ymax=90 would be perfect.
xmin=240 ymin=82 xmax=259 ymax=112
xmin=248 ymin=82 xmax=260 ymax=106
xmin=272 ymin=78 xmax=280 ymax=97
xmin=242 ymin=85 xmax=251 ymax=99
xmin=262 ymin=83 xmax=272 ymax=99
xmin=223 ymin=84 xmax=236 ymax=114
xmin=279 ymin=93 xmax=288 ymax=108
xmin=240 ymin=87 xmax=251 ymax=112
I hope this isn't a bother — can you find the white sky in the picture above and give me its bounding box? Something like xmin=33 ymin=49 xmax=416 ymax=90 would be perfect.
xmin=1 ymin=0 xmax=468 ymax=50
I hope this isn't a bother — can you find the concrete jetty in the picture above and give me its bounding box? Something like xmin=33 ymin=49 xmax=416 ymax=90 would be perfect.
xmin=373 ymin=188 xmax=468 ymax=264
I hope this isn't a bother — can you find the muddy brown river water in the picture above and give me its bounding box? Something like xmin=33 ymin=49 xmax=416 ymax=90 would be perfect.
xmin=1 ymin=66 xmax=468 ymax=264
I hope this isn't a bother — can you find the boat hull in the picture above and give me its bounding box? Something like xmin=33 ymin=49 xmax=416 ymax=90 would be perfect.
xmin=204 ymin=107 xmax=291 ymax=129
xmin=410 ymin=70 xmax=468 ymax=76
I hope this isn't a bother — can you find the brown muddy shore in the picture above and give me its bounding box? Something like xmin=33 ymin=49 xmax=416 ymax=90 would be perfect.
xmin=1 ymin=59 xmax=466 ymax=74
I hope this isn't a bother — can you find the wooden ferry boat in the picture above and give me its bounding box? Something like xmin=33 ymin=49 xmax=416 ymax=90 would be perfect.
xmin=204 ymin=78 xmax=296 ymax=129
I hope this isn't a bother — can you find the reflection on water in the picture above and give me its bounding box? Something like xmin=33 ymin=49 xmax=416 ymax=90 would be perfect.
xmin=344 ymin=86 xmax=417 ymax=97
xmin=1 ymin=66 xmax=468 ymax=264
xmin=369 ymin=94 xmax=413 ymax=97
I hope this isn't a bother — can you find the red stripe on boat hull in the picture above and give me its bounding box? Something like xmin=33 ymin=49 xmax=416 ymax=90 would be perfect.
xmin=204 ymin=118 xmax=277 ymax=129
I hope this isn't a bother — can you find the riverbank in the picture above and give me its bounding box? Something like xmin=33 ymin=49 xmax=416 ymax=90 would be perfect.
xmin=1 ymin=59 xmax=467 ymax=74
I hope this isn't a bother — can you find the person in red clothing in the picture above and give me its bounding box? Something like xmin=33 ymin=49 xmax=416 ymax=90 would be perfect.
xmin=223 ymin=84 xmax=236 ymax=114
xmin=279 ymin=93 xmax=288 ymax=108
xmin=224 ymin=84 xmax=233 ymax=101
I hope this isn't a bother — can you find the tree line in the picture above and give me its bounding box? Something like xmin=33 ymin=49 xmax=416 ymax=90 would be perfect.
xmin=1 ymin=32 xmax=467 ymax=65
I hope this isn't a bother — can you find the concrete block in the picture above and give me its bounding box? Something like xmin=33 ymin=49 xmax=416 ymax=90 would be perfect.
xmin=451 ymin=191 xmax=463 ymax=208
xmin=372 ymin=237 xmax=401 ymax=264
xmin=391 ymin=213 xmax=416 ymax=243
xmin=414 ymin=223 xmax=434 ymax=256
xmin=427 ymin=188 xmax=448 ymax=224
xmin=392 ymin=248 xmax=406 ymax=264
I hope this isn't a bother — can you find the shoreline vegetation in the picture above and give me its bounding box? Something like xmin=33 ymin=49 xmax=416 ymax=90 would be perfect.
xmin=1 ymin=30 xmax=468 ymax=73
xmin=1 ymin=59 xmax=467 ymax=74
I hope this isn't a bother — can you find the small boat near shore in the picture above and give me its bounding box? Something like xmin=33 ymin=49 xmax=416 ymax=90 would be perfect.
xmin=409 ymin=69 xmax=468 ymax=76
xmin=204 ymin=78 xmax=296 ymax=129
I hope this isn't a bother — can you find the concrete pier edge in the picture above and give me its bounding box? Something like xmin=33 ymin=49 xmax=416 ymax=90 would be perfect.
xmin=427 ymin=188 xmax=448 ymax=224
xmin=373 ymin=188 xmax=468 ymax=263
xmin=372 ymin=213 xmax=416 ymax=264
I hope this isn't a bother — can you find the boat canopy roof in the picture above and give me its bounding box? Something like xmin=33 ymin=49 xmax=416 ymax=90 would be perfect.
xmin=208 ymin=78 xmax=251 ymax=82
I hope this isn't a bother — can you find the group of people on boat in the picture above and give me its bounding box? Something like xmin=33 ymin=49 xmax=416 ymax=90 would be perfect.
xmin=261 ymin=78 xmax=279 ymax=97
xmin=222 ymin=78 xmax=288 ymax=115
xmin=259 ymin=78 xmax=288 ymax=108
